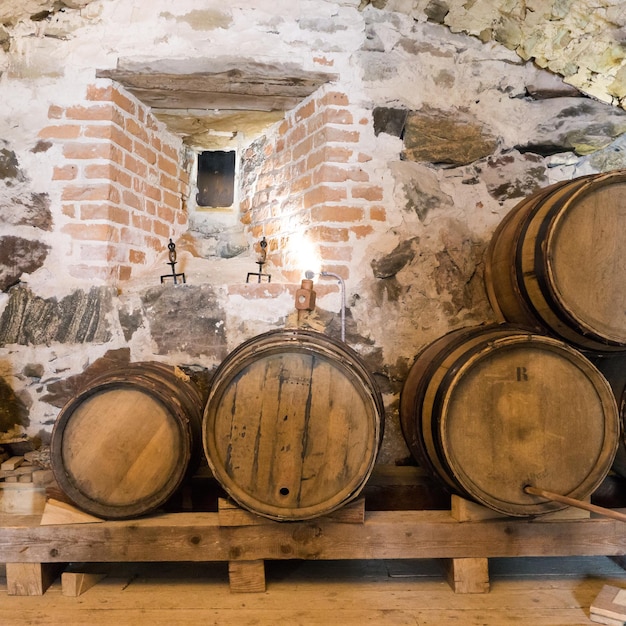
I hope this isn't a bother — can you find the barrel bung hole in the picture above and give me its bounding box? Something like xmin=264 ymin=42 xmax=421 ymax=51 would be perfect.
xmin=279 ymin=487 xmax=290 ymax=496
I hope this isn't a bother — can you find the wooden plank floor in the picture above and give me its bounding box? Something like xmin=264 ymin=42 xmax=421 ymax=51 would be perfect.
xmin=2 ymin=556 xmax=626 ymax=625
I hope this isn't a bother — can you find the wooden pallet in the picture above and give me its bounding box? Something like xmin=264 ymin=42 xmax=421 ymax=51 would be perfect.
xmin=2 ymin=492 xmax=626 ymax=597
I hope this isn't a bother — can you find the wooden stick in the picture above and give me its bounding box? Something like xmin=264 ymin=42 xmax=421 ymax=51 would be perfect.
xmin=524 ymin=485 xmax=626 ymax=523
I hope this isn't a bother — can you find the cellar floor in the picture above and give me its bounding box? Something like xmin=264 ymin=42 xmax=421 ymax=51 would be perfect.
xmin=1 ymin=555 xmax=626 ymax=625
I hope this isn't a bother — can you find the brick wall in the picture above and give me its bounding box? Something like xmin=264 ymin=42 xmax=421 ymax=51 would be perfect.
xmin=239 ymin=88 xmax=386 ymax=284
xmin=40 ymin=83 xmax=190 ymax=282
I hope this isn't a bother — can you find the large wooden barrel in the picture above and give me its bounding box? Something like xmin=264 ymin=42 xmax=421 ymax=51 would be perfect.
xmin=485 ymin=170 xmax=626 ymax=352
xmin=51 ymin=362 xmax=203 ymax=519
xmin=400 ymin=325 xmax=619 ymax=516
xmin=202 ymin=329 xmax=384 ymax=521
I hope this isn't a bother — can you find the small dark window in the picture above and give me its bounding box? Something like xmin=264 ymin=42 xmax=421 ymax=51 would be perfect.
xmin=196 ymin=150 xmax=236 ymax=208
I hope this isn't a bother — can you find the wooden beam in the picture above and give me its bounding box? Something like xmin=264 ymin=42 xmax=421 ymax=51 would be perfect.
xmin=3 ymin=510 xmax=626 ymax=564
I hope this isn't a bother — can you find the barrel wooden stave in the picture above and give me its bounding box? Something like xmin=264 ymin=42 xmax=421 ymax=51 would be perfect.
xmin=203 ymin=329 xmax=384 ymax=521
xmin=51 ymin=362 xmax=203 ymax=520
xmin=400 ymin=325 xmax=619 ymax=517
xmin=485 ymin=171 xmax=626 ymax=352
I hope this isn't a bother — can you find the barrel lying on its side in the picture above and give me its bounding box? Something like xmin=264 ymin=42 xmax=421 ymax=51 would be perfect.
xmin=400 ymin=324 xmax=619 ymax=517
xmin=485 ymin=170 xmax=626 ymax=352
xmin=51 ymin=362 xmax=203 ymax=520
xmin=202 ymin=329 xmax=385 ymax=521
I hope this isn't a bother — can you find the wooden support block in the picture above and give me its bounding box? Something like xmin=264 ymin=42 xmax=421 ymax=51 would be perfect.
xmin=40 ymin=498 xmax=104 ymax=526
xmin=442 ymin=557 xmax=490 ymax=594
xmin=450 ymin=494 xmax=590 ymax=522
xmin=62 ymin=569 xmax=107 ymax=596
xmin=1 ymin=456 xmax=24 ymax=471
xmin=591 ymin=584 xmax=626 ymax=624
xmin=6 ymin=562 xmax=65 ymax=596
xmin=228 ymin=560 xmax=266 ymax=593
xmin=0 ymin=483 xmax=46 ymax=515
xmin=218 ymin=497 xmax=365 ymax=527
xmin=451 ymin=495 xmax=505 ymax=522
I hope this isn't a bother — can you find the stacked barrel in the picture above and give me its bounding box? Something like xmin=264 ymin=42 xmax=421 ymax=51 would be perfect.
xmin=400 ymin=170 xmax=626 ymax=516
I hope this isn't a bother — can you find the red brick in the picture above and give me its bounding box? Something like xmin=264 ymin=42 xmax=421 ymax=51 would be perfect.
xmin=132 ymin=214 xmax=153 ymax=232
xmin=290 ymin=174 xmax=313 ymax=194
xmin=352 ymin=185 xmax=383 ymax=201
xmin=134 ymin=141 xmax=157 ymax=165
xmin=129 ymin=248 xmax=146 ymax=264
xmin=158 ymin=154 xmax=179 ymax=177
xmin=318 ymin=92 xmax=349 ymax=106
xmin=62 ymin=183 xmax=116 ymax=202
xmin=62 ymin=142 xmax=113 ymax=160
xmin=80 ymin=204 xmax=130 ymax=226
xmin=313 ymin=165 xmax=368 ymax=185
xmin=319 ymin=263 xmax=349 ymax=280
xmin=303 ymin=186 xmax=347 ymax=208
xmin=61 ymin=223 xmax=120 ymax=242
xmin=65 ymin=104 xmax=115 ymax=121
xmin=278 ymin=119 xmax=290 ymax=136
xmin=86 ymin=84 xmax=113 ymax=102
xmin=163 ymin=189 xmax=180 ymax=209
xmin=351 ymin=224 xmax=374 ymax=238
xmin=39 ymin=125 xmax=81 ymax=140
xmin=322 ymin=127 xmax=360 ymax=144
xmin=126 ymin=117 xmax=149 ymax=144
xmin=308 ymin=225 xmax=349 ymax=243
xmin=61 ymin=203 xmax=76 ymax=218
xmin=292 ymin=136 xmax=315 ymax=162
xmin=122 ymin=190 xmax=142 ymax=211
xmin=145 ymin=235 xmax=162 ymax=252
xmin=120 ymin=227 xmax=146 ymax=246
xmin=160 ymin=172 xmax=180 ymax=193
xmin=313 ymin=56 xmax=334 ymax=67
xmin=144 ymin=184 xmax=162 ymax=202
xmin=162 ymin=144 xmax=179 ymax=161
xmin=153 ymin=220 xmax=171 ymax=238
xmin=124 ymin=153 xmax=148 ymax=177
xmin=118 ymin=265 xmax=132 ymax=281
xmin=158 ymin=205 xmax=175 ymax=223
xmin=311 ymin=205 xmax=365 ymax=222
xmin=358 ymin=152 xmax=373 ymax=162
xmin=48 ymin=105 xmax=64 ymax=119
xmin=53 ymin=165 xmax=77 ymax=181
xmin=84 ymin=124 xmax=133 ymax=152
xmin=370 ymin=205 xmax=387 ymax=221
xmin=295 ymin=99 xmax=316 ymax=122
xmin=111 ymin=89 xmax=137 ymax=116
xmin=323 ymin=108 xmax=353 ymax=125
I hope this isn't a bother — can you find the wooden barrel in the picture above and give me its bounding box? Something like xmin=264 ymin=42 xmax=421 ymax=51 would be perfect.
xmin=590 ymin=353 xmax=626 ymax=478
xmin=51 ymin=362 xmax=203 ymax=519
xmin=485 ymin=170 xmax=626 ymax=352
xmin=202 ymin=329 xmax=384 ymax=521
xmin=400 ymin=325 xmax=619 ymax=516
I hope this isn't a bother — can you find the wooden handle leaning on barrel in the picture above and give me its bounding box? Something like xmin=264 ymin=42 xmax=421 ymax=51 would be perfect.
xmin=524 ymin=485 xmax=626 ymax=523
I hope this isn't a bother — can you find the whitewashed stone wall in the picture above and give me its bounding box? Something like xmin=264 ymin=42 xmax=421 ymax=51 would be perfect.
xmin=1 ymin=0 xmax=626 ymax=463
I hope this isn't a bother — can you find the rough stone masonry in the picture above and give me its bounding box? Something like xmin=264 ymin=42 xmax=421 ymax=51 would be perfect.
xmin=1 ymin=0 xmax=626 ymax=464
